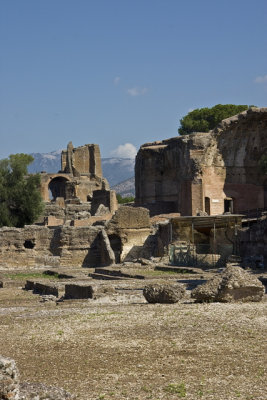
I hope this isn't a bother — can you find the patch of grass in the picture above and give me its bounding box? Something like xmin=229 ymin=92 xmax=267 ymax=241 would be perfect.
xmin=142 ymin=269 xmax=187 ymax=277
xmin=164 ymin=382 xmax=186 ymax=397
xmin=4 ymin=272 xmax=59 ymax=280
xmin=142 ymin=386 xmax=152 ymax=393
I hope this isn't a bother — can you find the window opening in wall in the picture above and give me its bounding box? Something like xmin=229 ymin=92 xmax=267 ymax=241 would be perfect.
xmin=204 ymin=197 xmax=210 ymax=215
xmin=224 ymin=198 xmax=234 ymax=213
xmin=24 ymin=240 xmax=35 ymax=249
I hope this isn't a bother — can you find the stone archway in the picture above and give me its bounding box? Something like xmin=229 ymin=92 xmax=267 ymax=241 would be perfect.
xmin=48 ymin=176 xmax=69 ymax=201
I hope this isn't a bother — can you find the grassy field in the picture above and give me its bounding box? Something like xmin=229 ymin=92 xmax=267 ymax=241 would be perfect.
xmin=0 ymin=274 xmax=266 ymax=400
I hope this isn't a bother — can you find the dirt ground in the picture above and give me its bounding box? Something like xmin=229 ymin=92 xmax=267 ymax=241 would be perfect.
xmin=0 ymin=270 xmax=266 ymax=400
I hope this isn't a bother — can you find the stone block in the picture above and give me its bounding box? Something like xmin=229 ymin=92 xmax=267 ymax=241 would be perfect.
xmin=33 ymin=282 xmax=59 ymax=297
xmin=25 ymin=280 xmax=35 ymax=290
xmin=65 ymin=283 xmax=93 ymax=299
xmin=143 ymin=282 xmax=186 ymax=304
xmin=108 ymin=206 xmax=150 ymax=229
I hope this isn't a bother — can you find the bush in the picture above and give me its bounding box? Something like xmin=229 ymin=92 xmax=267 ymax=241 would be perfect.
xmin=0 ymin=154 xmax=44 ymax=227
xmin=116 ymin=194 xmax=135 ymax=204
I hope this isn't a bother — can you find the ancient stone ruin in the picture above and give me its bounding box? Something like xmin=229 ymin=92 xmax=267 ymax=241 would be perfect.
xmin=39 ymin=142 xmax=118 ymax=225
xmin=0 ymin=206 xmax=164 ymax=268
xmin=0 ymin=110 xmax=266 ymax=271
xmin=135 ymin=107 xmax=267 ymax=216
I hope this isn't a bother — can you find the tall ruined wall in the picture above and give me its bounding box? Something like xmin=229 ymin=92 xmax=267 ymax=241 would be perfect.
xmin=135 ymin=107 xmax=267 ymax=216
xmin=61 ymin=142 xmax=103 ymax=177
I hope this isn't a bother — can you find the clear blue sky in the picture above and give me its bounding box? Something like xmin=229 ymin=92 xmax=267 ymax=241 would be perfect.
xmin=1 ymin=0 xmax=267 ymax=159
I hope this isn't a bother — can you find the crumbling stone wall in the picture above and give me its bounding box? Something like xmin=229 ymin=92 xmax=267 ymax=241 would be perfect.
xmin=135 ymin=107 xmax=267 ymax=216
xmin=106 ymin=206 xmax=153 ymax=261
xmin=0 ymin=225 xmax=114 ymax=268
xmin=61 ymin=141 xmax=102 ymax=177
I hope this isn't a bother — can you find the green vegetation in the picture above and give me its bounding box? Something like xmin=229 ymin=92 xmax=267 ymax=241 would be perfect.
xmin=0 ymin=154 xmax=44 ymax=227
xmin=164 ymin=383 xmax=186 ymax=397
xmin=259 ymin=154 xmax=267 ymax=175
xmin=4 ymin=272 xmax=59 ymax=280
xmin=116 ymin=193 xmax=135 ymax=204
xmin=178 ymin=104 xmax=252 ymax=135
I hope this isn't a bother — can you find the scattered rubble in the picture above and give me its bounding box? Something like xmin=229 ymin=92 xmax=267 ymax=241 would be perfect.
xmin=143 ymin=282 xmax=186 ymax=303
xmin=0 ymin=355 xmax=20 ymax=400
xmin=191 ymin=265 xmax=265 ymax=303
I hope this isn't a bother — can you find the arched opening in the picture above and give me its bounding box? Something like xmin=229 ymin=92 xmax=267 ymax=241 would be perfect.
xmin=48 ymin=177 xmax=69 ymax=201
xmin=264 ymin=180 xmax=267 ymax=209
xmin=224 ymin=197 xmax=234 ymax=213
xmin=24 ymin=240 xmax=35 ymax=249
xmin=108 ymin=234 xmax=122 ymax=264
xmin=204 ymin=197 xmax=210 ymax=215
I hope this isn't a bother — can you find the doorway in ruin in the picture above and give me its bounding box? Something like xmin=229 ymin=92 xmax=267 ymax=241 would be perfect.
xmin=264 ymin=181 xmax=267 ymax=209
xmin=108 ymin=234 xmax=122 ymax=264
xmin=224 ymin=198 xmax=234 ymax=213
xmin=204 ymin=197 xmax=210 ymax=215
xmin=48 ymin=177 xmax=68 ymax=201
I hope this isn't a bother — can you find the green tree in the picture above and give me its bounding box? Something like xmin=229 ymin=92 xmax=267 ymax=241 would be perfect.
xmin=178 ymin=104 xmax=252 ymax=135
xmin=0 ymin=154 xmax=44 ymax=227
xmin=116 ymin=194 xmax=135 ymax=204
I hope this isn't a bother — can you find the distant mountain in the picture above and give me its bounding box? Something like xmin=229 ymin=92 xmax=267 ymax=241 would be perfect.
xmin=28 ymin=150 xmax=135 ymax=187
xmin=111 ymin=177 xmax=135 ymax=197
xmin=101 ymin=158 xmax=135 ymax=186
xmin=28 ymin=150 xmax=62 ymax=174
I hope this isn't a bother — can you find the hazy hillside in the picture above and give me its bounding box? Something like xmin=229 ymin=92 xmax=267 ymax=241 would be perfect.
xmin=111 ymin=177 xmax=135 ymax=197
xmin=28 ymin=150 xmax=135 ymax=188
xmin=102 ymin=158 xmax=135 ymax=186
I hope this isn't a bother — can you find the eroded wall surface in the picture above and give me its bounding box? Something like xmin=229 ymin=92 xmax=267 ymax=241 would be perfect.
xmin=0 ymin=225 xmax=114 ymax=268
xmin=135 ymin=107 xmax=267 ymax=216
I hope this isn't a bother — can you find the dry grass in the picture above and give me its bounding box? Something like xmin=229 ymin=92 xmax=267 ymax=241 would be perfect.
xmin=0 ymin=278 xmax=266 ymax=400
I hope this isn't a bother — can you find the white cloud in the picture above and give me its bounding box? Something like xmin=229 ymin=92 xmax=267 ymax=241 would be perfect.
xmin=113 ymin=76 xmax=120 ymax=85
xmin=127 ymin=87 xmax=148 ymax=96
xmin=110 ymin=143 xmax=137 ymax=159
xmin=254 ymin=74 xmax=267 ymax=84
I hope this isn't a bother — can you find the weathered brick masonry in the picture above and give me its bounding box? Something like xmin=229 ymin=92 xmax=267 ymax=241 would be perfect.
xmin=135 ymin=107 xmax=267 ymax=216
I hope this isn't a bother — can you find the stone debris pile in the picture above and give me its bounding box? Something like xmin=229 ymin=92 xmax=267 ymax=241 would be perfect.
xmin=191 ymin=265 xmax=265 ymax=303
xmin=143 ymin=282 xmax=186 ymax=303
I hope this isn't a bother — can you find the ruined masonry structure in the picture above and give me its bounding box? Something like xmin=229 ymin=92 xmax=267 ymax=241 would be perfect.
xmin=40 ymin=142 xmax=116 ymax=207
xmin=135 ymin=107 xmax=267 ymax=216
xmin=39 ymin=142 xmax=117 ymax=222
